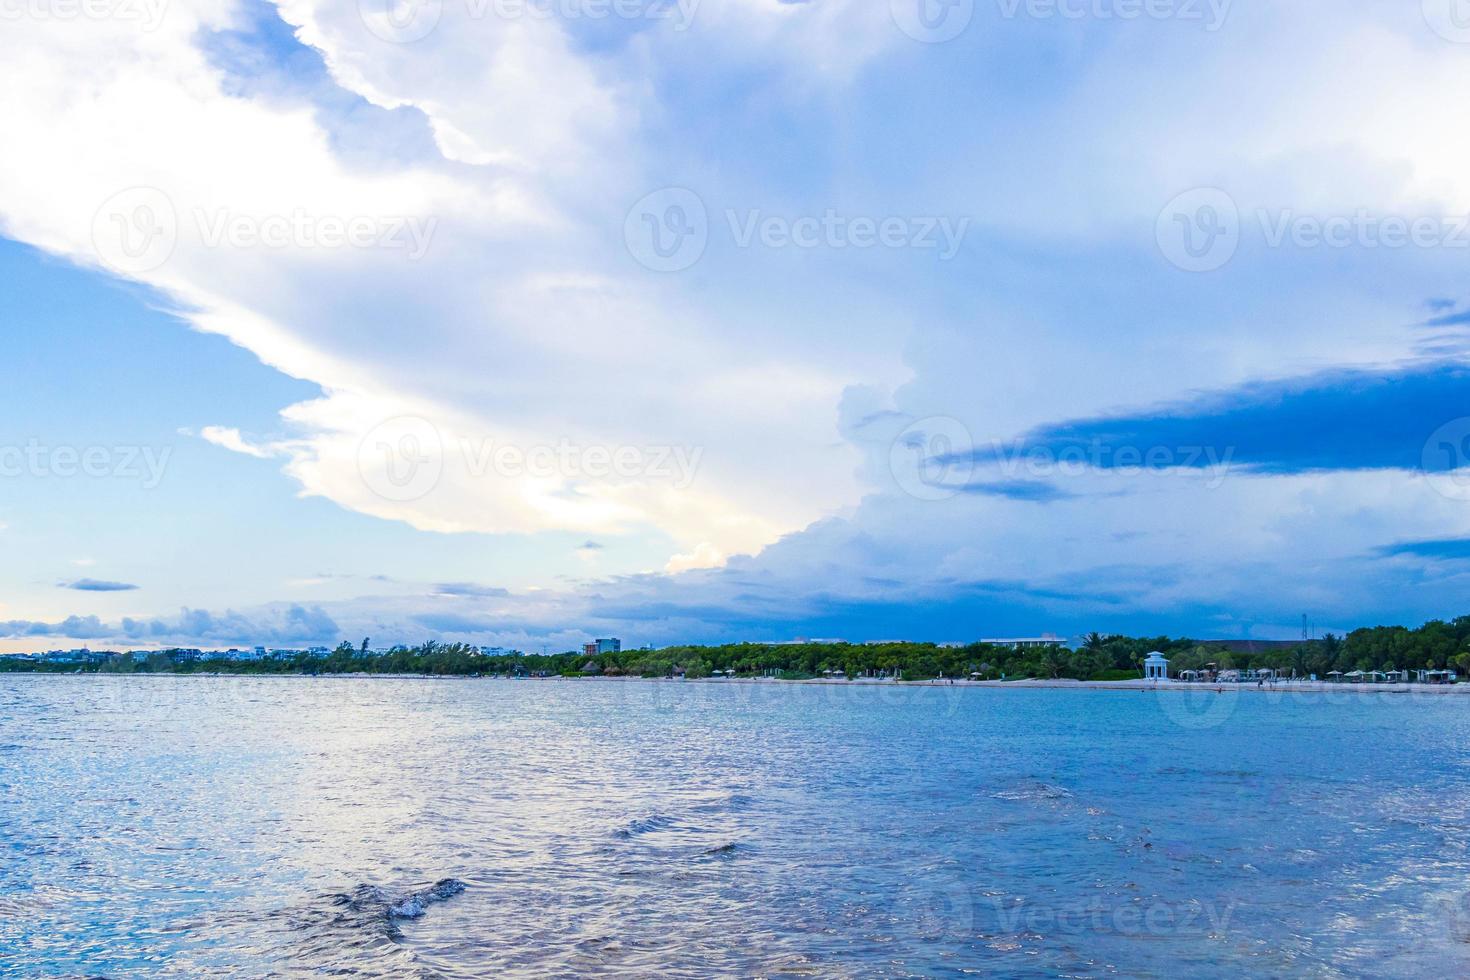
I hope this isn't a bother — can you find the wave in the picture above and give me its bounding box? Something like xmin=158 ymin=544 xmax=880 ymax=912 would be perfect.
xmin=389 ymin=879 xmax=467 ymax=920
xmin=303 ymin=878 xmax=468 ymax=940
xmin=614 ymin=814 xmax=679 ymax=839
xmin=991 ymin=781 xmax=1073 ymax=805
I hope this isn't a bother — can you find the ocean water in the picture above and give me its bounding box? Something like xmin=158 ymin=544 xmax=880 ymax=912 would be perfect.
xmin=4 ymin=675 xmax=1470 ymax=978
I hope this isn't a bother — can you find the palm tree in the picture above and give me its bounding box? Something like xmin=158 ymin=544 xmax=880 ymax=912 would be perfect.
xmin=1042 ymin=645 xmax=1067 ymax=679
xmin=1321 ymin=633 xmax=1343 ymax=670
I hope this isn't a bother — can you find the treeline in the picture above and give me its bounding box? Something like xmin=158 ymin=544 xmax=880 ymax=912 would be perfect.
xmin=5 ymin=617 xmax=1469 ymax=681
xmin=0 ymin=637 xmax=1175 ymax=681
xmin=1172 ymin=618 xmax=1470 ymax=677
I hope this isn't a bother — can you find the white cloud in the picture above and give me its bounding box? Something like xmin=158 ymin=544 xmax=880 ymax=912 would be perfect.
xmin=0 ymin=0 xmax=877 ymax=570
xmin=201 ymin=425 xmax=276 ymax=459
xmin=665 ymin=541 xmax=724 ymax=574
xmin=5 ymin=0 xmax=1470 ymax=642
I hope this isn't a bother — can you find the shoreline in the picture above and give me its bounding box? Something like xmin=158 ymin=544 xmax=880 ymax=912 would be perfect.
xmin=7 ymin=672 xmax=1469 ymax=695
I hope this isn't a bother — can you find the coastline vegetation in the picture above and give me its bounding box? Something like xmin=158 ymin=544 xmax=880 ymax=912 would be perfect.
xmin=4 ymin=617 xmax=1470 ymax=681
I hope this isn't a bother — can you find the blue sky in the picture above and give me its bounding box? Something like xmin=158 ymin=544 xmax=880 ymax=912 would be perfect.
xmin=4 ymin=0 xmax=1470 ymax=650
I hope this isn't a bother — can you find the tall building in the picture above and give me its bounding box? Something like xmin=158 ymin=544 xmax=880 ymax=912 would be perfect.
xmin=595 ymin=638 xmax=621 ymax=655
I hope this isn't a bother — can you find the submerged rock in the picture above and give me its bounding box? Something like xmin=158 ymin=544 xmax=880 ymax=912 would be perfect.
xmin=388 ymin=878 xmax=467 ymax=920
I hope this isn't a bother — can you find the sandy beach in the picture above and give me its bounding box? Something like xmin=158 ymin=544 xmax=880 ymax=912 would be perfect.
xmin=29 ymin=672 xmax=1470 ymax=696
xmin=680 ymin=675 xmax=1470 ymax=695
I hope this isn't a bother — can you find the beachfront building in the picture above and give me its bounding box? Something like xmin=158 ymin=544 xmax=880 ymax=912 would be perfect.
xmin=1143 ymin=651 xmax=1170 ymax=681
xmin=980 ymin=634 xmax=1067 ymax=650
xmin=595 ymin=638 xmax=621 ymax=654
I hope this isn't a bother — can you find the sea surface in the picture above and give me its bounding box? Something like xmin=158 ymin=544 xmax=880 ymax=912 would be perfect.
xmin=4 ymin=675 xmax=1470 ymax=978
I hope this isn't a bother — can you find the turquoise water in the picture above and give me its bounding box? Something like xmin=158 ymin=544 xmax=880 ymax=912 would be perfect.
xmin=4 ymin=675 xmax=1470 ymax=977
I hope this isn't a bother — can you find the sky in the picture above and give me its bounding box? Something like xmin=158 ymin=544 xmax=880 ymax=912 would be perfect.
xmin=4 ymin=0 xmax=1470 ymax=651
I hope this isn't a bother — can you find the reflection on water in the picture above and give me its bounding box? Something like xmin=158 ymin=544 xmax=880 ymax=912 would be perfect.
xmin=4 ymin=675 xmax=1470 ymax=977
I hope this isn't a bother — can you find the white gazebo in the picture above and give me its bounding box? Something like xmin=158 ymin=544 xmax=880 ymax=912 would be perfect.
xmin=1143 ymin=651 xmax=1170 ymax=681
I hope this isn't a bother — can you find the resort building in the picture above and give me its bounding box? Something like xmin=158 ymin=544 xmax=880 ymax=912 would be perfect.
xmin=1143 ymin=651 xmax=1170 ymax=680
xmin=980 ymin=634 xmax=1067 ymax=650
